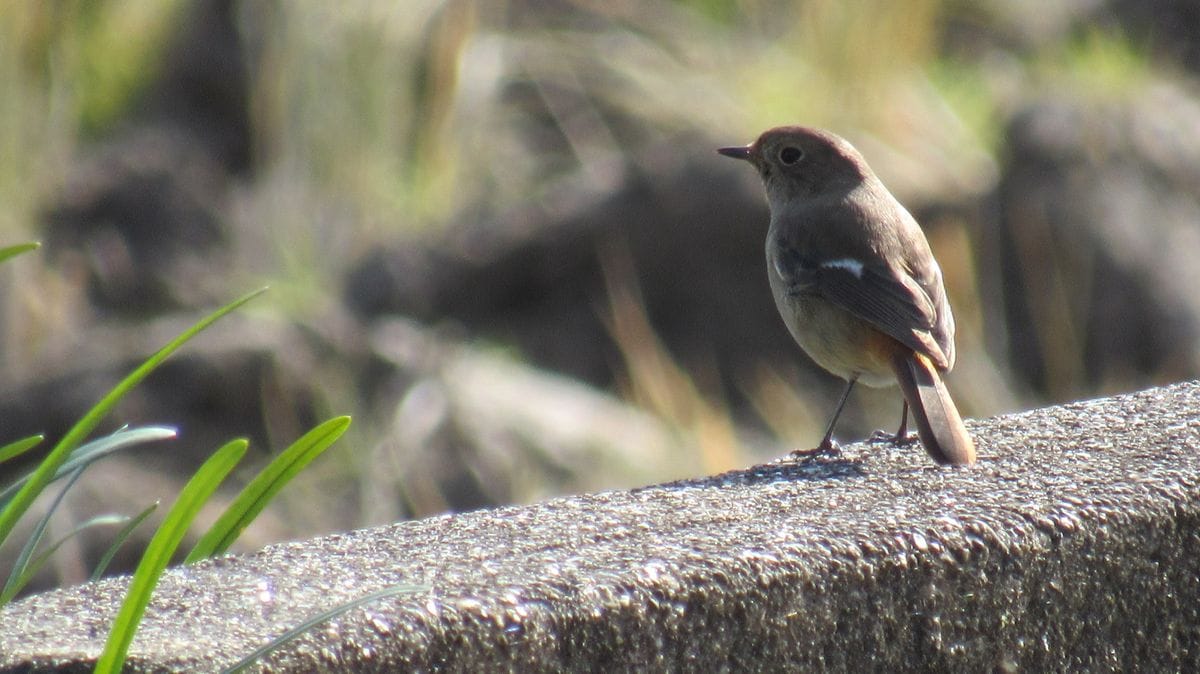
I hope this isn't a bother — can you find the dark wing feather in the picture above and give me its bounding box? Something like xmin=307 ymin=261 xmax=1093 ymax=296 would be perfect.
xmin=775 ymin=244 xmax=950 ymax=369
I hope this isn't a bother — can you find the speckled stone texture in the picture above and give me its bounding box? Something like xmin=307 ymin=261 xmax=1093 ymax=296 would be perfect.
xmin=2 ymin=382 xmax=1199 ymax=673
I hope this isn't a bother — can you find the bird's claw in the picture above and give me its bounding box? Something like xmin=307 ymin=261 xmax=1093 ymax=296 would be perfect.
xmin=869 ymin=429 xmax=919 ymax=446
xmin=790 ymin=439 xmax=842 ymax=460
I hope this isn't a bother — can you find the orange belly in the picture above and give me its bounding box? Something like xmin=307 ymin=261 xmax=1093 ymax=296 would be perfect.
xmin=775 ymin=293 xmax=902 ymax=387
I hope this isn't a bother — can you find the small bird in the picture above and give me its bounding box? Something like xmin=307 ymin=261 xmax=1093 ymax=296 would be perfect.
xmin=718 ymin=126 xmax=975 ymax=465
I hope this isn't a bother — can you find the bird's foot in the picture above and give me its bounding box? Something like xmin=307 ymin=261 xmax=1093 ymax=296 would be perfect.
xmin=790 ymin=439 xmax=842 ymax=460
xmin=868 ymin=429 xmax=919 ymax=446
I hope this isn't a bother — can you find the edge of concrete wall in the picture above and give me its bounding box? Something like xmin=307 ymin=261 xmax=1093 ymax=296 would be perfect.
xmin=2 ymin=381 xmax=1199 ymax=672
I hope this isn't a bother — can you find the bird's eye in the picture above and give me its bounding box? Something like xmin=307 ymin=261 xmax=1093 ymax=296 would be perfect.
xmin=779 ymin=146 xmax=804 ymax=165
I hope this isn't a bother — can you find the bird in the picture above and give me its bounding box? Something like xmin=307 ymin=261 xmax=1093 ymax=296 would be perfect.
xmin=718 ymin=126 xmax=976 ymax=465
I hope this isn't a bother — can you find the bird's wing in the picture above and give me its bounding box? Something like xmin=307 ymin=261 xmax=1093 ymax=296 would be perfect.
xmin=773 ymin=243 xmax=950 ymax=369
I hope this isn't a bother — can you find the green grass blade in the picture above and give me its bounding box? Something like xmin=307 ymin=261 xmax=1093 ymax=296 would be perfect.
xmin=187 ymin=416 xmax=350 ymax=562
xmin=0 ymin=242 xmax=39 ymax=265
xmin=3 ymin=513 xmax=129 ymax=604
xmin=94 ymin=438 xmax=248 ymax=674
xmin=91 ymin=502 xmax=159 ymax=582
xmin=221 ymin=583 xmax=430 ymax=674
xmin=0 ymin=426 xmax=176 ymax=511
xmin=0 ymin=467 xmax=87 ymax=604
xmin=0 ymin=435 xmax=44 ymax=466
xmin=0 ymin=288 xmax=266 ymax=547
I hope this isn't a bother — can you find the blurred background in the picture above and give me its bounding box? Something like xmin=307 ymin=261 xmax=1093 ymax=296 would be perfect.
xmin=2 ymin=0 xmax=1199 ymax=589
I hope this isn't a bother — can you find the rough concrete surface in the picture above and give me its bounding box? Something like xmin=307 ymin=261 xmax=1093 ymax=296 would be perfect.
xmin=2 ymin=382 xmax=1199 ymax=672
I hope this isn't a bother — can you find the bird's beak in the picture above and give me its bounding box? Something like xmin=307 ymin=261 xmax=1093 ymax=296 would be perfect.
xmin=717 ymin=145 xmax=752 ymax=161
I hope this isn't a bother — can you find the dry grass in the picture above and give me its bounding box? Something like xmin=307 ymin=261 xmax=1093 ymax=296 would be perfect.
xmin=600 ymin=243 xmax=745 ymax=475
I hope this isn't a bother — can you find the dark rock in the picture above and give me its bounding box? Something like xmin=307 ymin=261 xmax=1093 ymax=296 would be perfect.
xmin=136 ymin=0 xmax=253 ymax=175
xmin=344 ymin=143 xmax=797 ymax=398
xmin=983 ymin=83 xmax=1200 ymax=397
xmin=42 ymin=127 xmax=231 ymax=315
xmin=40 ymin=0 xmax=253 ymax=315
xmin=0 ymin=312 xmax=320 ymax=481
xmin=1108 ymin=0 xmax=1200 ymax=73
xmin=943 ymin=0 xmax=1200 ymax=73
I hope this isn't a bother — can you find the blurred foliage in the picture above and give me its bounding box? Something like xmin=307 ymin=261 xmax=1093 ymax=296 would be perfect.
xmin=0 ymin=0 xmax=185 ymax=230
xmin=0 ymin=1 xmax=1161 ymax=236
xmin=602 ymin=249 xmax=742 ymax=474
xmin=50 ymin=0 xmax=186 ymax=135
xmin=1039 ymin=27 xmax=1154 ymax=95
xmin=0 ymin=5 xmax=68 ymax=241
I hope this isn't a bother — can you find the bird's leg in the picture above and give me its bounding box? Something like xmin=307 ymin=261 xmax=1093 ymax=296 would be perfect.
xmin=870 ymin=400 xmax=919 ymax=445
xmin=791 ymin=377 xmax=856 ymax=458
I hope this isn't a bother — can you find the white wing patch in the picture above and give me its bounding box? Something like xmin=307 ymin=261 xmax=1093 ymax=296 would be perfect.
xmin=822 ymin=258 xmax=865 ymax=278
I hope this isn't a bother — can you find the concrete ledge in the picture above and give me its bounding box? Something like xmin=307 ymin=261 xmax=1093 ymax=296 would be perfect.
xmin=2 ymin=382 xmax=1199 ymax=672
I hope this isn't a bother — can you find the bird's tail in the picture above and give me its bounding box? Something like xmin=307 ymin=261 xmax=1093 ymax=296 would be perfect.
xmin=890 ymin=350 xmax=976 ymax=465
